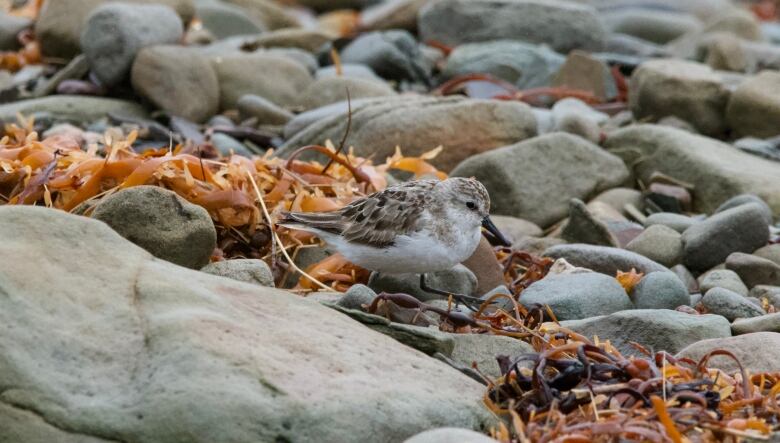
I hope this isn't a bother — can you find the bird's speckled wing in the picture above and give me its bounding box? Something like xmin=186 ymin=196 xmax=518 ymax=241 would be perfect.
xmin=280 ymin=180 xmax=437 ymax=248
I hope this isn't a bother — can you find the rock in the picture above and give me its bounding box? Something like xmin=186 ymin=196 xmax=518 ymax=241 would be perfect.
xmin=248 ymin=29 xmax=334 ymax=53
xmin=714 ymin=194 xmax=773 ymax=225
xmin=603 ymin=9 xmax=701 ymax=44
xmin=315 ymin=64 xmax=380 ymax=81
xmin=591 ymin=188 xmax=644 ymax=215
xmin=755 ymin=244 xmax=780 ymax=265
xmin=0 ymin=13 xmax=30 ymax=50
xmin=449 ymin=334 xmax=534 ymax=379
xmin=543 ymin=244 xmax=670 ymax=276
xmin=404 ymin=428 xmax=497 ymax=443
xmin=0 ymin=95 xmax=148 ymax=125
xmin=551 ymin=51 xmax=618 ymax=102
xmin=643 ymin=212 xmax=697 ymax=233
xmin=726 ymin=252 xmax=780 ymax=288
xmin=196 ymin=2 xmax=265 ymax=40
xmin=36 ymin=0 xmax=193 ymax=59
xmin=681 ymin=204 xmax=769 ymax=271
xmin=293 ymin=0 xmax=373 ymax=12
xmin=732 ymin=313 xmax=780 ymax=334
xmin=267 ymin=47 xmax=318 ymax=74
xmin=702 ymin=288 xmax=765 ymax=321
xmin=418 ymin=0 xmax=606 ymax=53
xmin=340 ymin=30 xmax=429 ymax=83
xmin=359 ymin=0 xmax=428 ymax=32
xmin=699 ymin=269 xmax=749 ymax=296
xmin=131 ymin=45 xmax=218 ymax=123
xmin=367 ymin=264 xmax=478 ymax=302
xmin=630 ymin=272 xmax=690 ymax=310
xmin=676 ymin=332 xmax=780 ymax=374
xmin=628 ymin=59 xmax=729 ymax=136
xmin=441 ymin=40 xmax=564 ymax=89
xmin=81 ymin=3 xmax=184 ymax=86
xmin=673 ymin=264 xmax=699 ymax=294
xmin=727 ymin=71 xmax=780 ymax=138
xmin=549 ymin=97 xmax=609 ymax=144
xmin=519 ymin=273 xmax=632 ymax=321
xmin=561 ymin=198 xmax=618 ymax=247
xmin=212 ymin=53 xmax=313 ymax=110
xmin=336 ymin=284 xmax=377 ymax=311
xmin=750 ymin=285 xmax=780 ymax=308
xmin=210 ymin=133 xmax=252 ymax=157
xmin=278 ymin=96 xmax=537 ymax=172
xmin=559 ymin=309 xmax=731 ymax=356
xmin=222 ymin=0 xmax=299 ymax=30
xmin=626 ymin=225 xmax=683 ymax=267
xmin=489 ymin=215 xmax=543 ymax=243
xmin=0 ymin=205 xmax=492 ymax=442
xmin=451 ymin=133 xmax=628 ymax=227
xmin=604 ymin=124 xmax=780 ymax=218
xmin=201 ymin=259 xmax=274 ymax=287
xmin=91 ymin=186 xmax=216 ymax=269
xmin=237 ymin=94 xmax=294 ymax=126
xmin=461 ymin=237 xmax=505 ymax=297
xmin=296 ymin=76 xmax=396 ymax=111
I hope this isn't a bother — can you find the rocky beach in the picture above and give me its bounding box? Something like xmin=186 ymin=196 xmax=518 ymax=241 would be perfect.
xmin=3 ymin=0 xmax=780 ymax=441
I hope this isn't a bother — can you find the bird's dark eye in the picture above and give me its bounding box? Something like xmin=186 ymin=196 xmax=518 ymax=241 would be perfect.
xmin=466 ymin=201 xmax=477 ymax=210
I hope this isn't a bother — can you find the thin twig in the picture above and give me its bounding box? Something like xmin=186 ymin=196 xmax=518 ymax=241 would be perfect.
xmin=321 ymin=88 xmax=352 ymax=175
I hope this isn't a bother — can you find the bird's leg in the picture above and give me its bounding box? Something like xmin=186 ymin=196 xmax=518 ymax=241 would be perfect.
xmin=419 ymin=274 xmax=482 ymax=312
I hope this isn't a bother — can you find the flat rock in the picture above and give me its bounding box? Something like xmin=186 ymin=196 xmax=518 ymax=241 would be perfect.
xmin=732 ymin=313 xmax=780 ymax=334
xmin=237 ymin=94 xmax=294 ymax=126
xmin=131 ymin=45 xmax=219 ymax=123
xmin=0 ymin=95 xmax=148 ymax=125
xmin=644 ymin=212 xmax=697 ymax=233
xmin=715 ymin=194 xmax=773 ymax=225
xmin=628 ymin=59 xmax=729 ymax=136
xmin=81 ymin=3 xmax=184 ymax=86
xmin=441 ymin=40 xmax=564 ymax=89
xmin=681 ymin=204 xmax=769 ymax=272
xmin=249 ymin=28 xmax=334 ymax=53
xmin=631 ymin=271 xmax=690 ymax=310
xmin=451 ymin=133 xmax=628 ymax=227
xmin=676 ymin=332 xmax=780 ymax=374
xmin=702 ymin=287 xmax=765 ymax=321
xmin=200 ymin=259 xmax=274 ymax=287
xmin=727 ymin=70 xmax=780 ymax=138
xmin=91 ymin=186 xmax=216 ymax=269
xmin=221 ymin=0 xmax=299 ymax=30
xmin=519 ymin=273 xmax=633 ymax=321
xmin=726 ymin=252 xmax=780 ymax=288
xmin=0 ymin=205 xmax=493 ymax=442
xmin=196 ymin=2 xmax=265 ymax=40
xmin=544 ymin=244 xmax=669 ymax=276
xmin=278 ymin=96 xmax=537 ymax=172
xmin=699 ymin=269 xmax=749 ymax=296
xmin=418 ymin=0 xmax=606 ymax=53
xmin=211 ymin=52 xmax=313 ymax=110
xmin=604 ymin=124 xmax=780 ymax=218
xmin=626 ymin=225 xmax=683 ymax=267
xmin=367 ymin=264 xmax=478 ymax=302
xmin=559 ymin=309 xmax=731 ymax=356
xmin=603 ymin=8 xmax=701 ymax=44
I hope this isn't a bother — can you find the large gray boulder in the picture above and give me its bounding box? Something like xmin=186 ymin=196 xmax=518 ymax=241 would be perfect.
xmin=81 ymin=3 xmax=184 ymax=86
xmin=418 ymin=0 xmax=606 ymax=53
xmin=519 ymin=273 xmax=633 ymax=320
xmin=0 ymin=206 xmax=493 ymax=443
xmin=451 ymin=133 xmax=629 ymax=227
xmin=277 ymin=96 xmax=537 ymax=172
xmin=0 ymin=95 xmax=148 ymax=124
xmin=676 ymin=332 xmax=780 ymax=374
xmin=559 ymin=309 xmax=731 ymax=356
xmin=604 ymin=124 xmax=780 ymax=217
xmin=544 ymin=244 xmax=669 ymax=276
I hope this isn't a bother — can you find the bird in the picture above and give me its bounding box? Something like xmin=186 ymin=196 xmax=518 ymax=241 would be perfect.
xmin=278 ymin=177 xmax=510 ymax=280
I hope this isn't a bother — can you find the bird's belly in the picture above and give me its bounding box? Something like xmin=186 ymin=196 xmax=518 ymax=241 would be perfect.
xmin=340 ymin=233 xmax=478 ymax=274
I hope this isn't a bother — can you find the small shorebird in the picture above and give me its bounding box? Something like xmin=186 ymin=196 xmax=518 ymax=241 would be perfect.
xmin=279 ymin=177 xmax=510 ymax=303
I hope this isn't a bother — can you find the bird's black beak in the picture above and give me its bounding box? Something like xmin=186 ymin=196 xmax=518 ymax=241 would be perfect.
xmin=482 ymin=216 xmax=511 ymax=247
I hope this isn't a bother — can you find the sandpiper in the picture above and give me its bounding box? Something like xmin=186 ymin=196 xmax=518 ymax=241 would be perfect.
xmin=279 ymin=177 xmax=510 ymax=302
